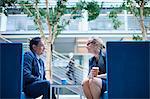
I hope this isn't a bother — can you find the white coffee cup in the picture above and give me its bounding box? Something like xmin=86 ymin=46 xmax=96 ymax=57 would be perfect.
xmin=92 ymin=67 xmax=99 ymax=77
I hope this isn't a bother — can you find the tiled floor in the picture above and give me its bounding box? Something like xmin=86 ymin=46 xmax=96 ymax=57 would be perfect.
xmin=36 ymin=95 xmax=86 ymax=99
xmin=59 ymin=95 xmax=85 ymax=99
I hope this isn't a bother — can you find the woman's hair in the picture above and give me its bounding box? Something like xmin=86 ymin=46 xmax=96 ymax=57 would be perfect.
xmin=29 ymin=37 xmax=41 ymax=51
xmin=88 ymin=36 xmax=105 ymax=50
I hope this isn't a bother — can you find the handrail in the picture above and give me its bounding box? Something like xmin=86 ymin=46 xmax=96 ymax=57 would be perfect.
xmin=0 ymin=35 xmax=12 ymax=43
xmin=53 ymin=50 xmax=84 ymax=70
xmin=52 ymin=74 xmax=83 ymax=95
xmin=52 ymin=66 xmax=83 ymax=83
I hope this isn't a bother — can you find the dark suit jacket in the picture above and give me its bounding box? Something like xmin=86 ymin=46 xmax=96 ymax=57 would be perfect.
xmin=23 ymin=51 xmax=46 ymax=89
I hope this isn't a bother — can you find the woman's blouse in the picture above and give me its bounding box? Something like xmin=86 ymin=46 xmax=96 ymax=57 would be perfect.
xmin=88 ymin=50 xmax=106 ymax=75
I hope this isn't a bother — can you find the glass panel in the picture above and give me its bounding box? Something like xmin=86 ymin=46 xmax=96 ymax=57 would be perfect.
xmin=7 ymin=15 xmax=28 ymax=31
xmin=0 ymin=16 xmax=1 ymax=27
xmin=128 ymin=16 xmax=140 ymax=30
xmin=89 ymin=15 xmax=125 ymax=30
xmin=61 ymin=15 xmax=80 ymax=30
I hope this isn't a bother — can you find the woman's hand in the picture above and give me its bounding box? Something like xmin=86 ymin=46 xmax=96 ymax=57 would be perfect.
xmin=88 ymin=69 xmax=98 ymax=79
xmin=97 ymin=73 xmax=107 ymax=79
xmin=91 ymin=69 xmax=98 ymax=77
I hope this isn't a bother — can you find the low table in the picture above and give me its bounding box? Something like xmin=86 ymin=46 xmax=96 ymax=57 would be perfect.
xmin=50 ymin=84 xmax=83 ymax=99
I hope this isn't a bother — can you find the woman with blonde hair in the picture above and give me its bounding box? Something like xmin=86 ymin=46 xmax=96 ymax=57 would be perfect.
xmin=82 ymin=37 xmax=106 ymax=99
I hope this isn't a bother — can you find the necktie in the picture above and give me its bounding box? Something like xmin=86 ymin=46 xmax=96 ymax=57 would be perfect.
xmin=38 ymin=58 xmax=44 ymax=80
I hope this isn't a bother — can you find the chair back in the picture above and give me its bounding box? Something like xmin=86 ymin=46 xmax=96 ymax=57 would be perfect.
xmin=0 ymin=43 xmax=23 ymax=99
xmin=106 ymin=41 xmax=150 ymax=98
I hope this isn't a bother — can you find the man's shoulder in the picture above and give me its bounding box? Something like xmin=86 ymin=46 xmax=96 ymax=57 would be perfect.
xmin=24 ymin=51 xmax=35 ymax=59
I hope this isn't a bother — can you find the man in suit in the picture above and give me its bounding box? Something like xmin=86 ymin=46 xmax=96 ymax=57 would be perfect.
xmin=23 ymin=37 xmax=56 ymax=99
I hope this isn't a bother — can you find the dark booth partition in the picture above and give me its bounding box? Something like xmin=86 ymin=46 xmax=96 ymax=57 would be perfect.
xmin=0 ymin=43 xmax=23 ymax=99
xmin=106 ymin=41 xmax=150 ymax=99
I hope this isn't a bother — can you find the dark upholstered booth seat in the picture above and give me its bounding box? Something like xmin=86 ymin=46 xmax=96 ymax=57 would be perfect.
xmin=106 ymin=41 xmax=150 ymax=99
xmin=0 ymin=43 xmax=23 ymax=99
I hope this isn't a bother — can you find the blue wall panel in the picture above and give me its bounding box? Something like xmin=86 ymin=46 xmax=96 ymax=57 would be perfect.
xmin=0 ymin=43 xmax=23 ymax=98
xmin=106 ymin=41 xmax=150 ymax=99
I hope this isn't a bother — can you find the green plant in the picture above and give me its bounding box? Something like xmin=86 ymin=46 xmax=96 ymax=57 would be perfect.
xmin=133 ymin=34 xmax=143 ymax=40
xmin=18 ymin=0 xmax=102 ymax=79
xmin=110 ymin=0 xmax=150 ymax=40
xmin=0 ymin=0 xmax=16 ymax=6
xmin=85 ymin=1 xmax=102 ymax=21
xmin=0 ymin=0 xmax=18 ymax=15
xmin=109 ymin=10 xmax=122 ymax=29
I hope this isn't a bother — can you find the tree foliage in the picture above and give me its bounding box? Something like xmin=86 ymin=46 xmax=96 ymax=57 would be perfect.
xmin=121 ymin=0 xmax=150 ymax=16
xmin=109 ymin=0 xmax=150 ymax=40
xmin=109 ymin=10 xmax=122 ymax=29
xmin=17 ymin=0 xmax=102 ymax=79
xmin=18 ymin=0 xmax=102 ymax=38
xmin=0 ymin=0 xmax=16 ymax=7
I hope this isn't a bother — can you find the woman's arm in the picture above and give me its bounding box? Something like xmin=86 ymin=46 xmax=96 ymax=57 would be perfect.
xmin=97 ymin=73 xmax=107 ymax=79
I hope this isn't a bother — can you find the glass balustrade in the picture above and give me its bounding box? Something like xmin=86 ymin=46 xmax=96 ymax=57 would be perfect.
xmin=1 ymin=14 xmax=149 ymax=33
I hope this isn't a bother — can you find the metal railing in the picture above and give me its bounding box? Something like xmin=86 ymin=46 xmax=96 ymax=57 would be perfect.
xmin=52 ymin=50 xmax=85 ymax=83
xmin=51 ymin=50 xmax=85 ymax=95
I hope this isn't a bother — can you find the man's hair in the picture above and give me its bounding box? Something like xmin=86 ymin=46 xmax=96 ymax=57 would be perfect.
xmin=29 ymin=37 xmax=41 ymax=51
